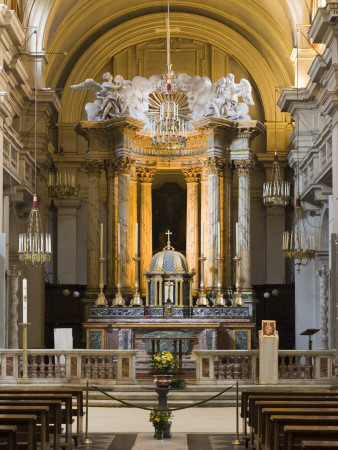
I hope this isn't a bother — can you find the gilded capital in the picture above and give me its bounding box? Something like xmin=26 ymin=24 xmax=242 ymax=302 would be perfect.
xmin=203 ymin=156 xmax=225 ymax=176
xmin=182 ymin=166 xmax=202 ymax=183
xmin=234 ymin=159 xmax=255 ymax=176
xmin=105 ymin=159 xmax=118 ymax=178
xmin=84 ymin=160 xmax=104 ymax=177
xmin=136 ymin=166 xmax=156 ymax=183
xmin=116 ymin=156 xmax=134 ymax=174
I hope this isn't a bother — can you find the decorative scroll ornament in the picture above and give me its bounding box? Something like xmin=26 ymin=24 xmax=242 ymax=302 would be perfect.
xmin=263 ymin=152 xmax=290 ymax=207
xmin=282 ymin=193 xmax=316 ymax=271
xmin=18 ymin=195 xmax=52 ymax=266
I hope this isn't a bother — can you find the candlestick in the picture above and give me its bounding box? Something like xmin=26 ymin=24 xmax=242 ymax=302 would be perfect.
xmin=100 ymin=222 xmax=103 ymax=258
xmin=135 ymin=222 xmax=139 ymax=256
xmin=23 ymin=278 xmax=27 ymax=324
xmin=117 ymin=223 xmax=121 ymax=255
xmin=217 ymin=222 xmax=221 ymax=255
xmin=236 ymin=222 xmax=239 ymax=255
xmin=201 ymin=222 xmax=204 ymax=255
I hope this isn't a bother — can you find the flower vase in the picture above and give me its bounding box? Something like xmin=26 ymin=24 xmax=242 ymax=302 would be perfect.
xmin=154 ymin=428 xmax=164 ymax=439
xmin=153 ymin=374 xmax=173 ymax=387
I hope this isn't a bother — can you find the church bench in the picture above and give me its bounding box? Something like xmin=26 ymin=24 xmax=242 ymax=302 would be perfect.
xmin=301 ymin=441 xmax=338 ymax=449
xmin=0 ymin=405 xmax=50 ymax=450
xmin=270 ymin=415 xmax=338 ymax=450
xmin=261 ymin=407 xmax=338 ymax=449
xmin=0 ymin=425 xmax=17 ymax=450
xmin=248 ymin=395 xmax=338 ymax=445
xmin=0 ymin=386 xmax=84 ymax=444
xmin=283 ymin=425 xmax=338 ymax=450
xmin=0 ymin=399 xmax=62 ymax=450
xmin=0 ymin=393 xmax=73 ymax=449
xmin=0 ymin=414 xmax=37 ymax=450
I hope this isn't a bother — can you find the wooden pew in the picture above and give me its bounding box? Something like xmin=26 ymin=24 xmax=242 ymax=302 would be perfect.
xmin=301 ymin=441 xmax=338 ymax=449
xmin=283 ymin=425 xmax=338 ymax=450
xmin=0 ymin=393 xmax=73 ymax=449
xmin=0 ymin=405 xmax=50 ymax=450
xmin=262 ymin=407 xmax=338 ymax=449
xmin=270 ymin=415 xmax=338 ymax=450
xmin=0 ymin=399 xmax=62 ymax=450
xmin=0 ymin=425 xmax=17 ymax=450
xmin=0 ymin=414 xmax=37 ymax=450
xmin=0 ymin=386 xmax=84 ymax=444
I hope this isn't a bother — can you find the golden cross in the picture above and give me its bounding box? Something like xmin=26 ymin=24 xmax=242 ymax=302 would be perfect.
xmin=165 ymin=230 xmax=172 ymax=247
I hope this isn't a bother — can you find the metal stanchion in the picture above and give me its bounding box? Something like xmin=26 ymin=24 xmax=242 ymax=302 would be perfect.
xmin=82 ymin=378 xmax=92 ymax=444
xmin=232 ymin=380 xmax=244 ymax=445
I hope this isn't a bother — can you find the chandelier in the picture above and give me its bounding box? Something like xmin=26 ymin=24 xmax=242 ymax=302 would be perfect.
xmin=18 ymin=195 xmax=52 ymax=266
xmin=149 ymin=0 xmax=190 ymax=153
xmin=263 ymin=152 xmax=290 ymax=207
xmin=48 ymin=164 xmax=75 ymax=199
xmin=282 ymin=193 xmax=315 ymax=270
xmin=18 ymin=35 xmax=52 ymax=266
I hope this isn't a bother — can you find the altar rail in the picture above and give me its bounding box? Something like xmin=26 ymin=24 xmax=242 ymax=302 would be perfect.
xmin=0 ymin=350 xmax=137 ymax=385
xmin=194 ymin=350 xmax=337 ymax=384
xmin=0 ymin=349 xmax=336 ymax=385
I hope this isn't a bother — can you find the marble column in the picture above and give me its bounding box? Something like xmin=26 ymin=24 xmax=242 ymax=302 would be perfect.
xmin=106 ymin=161 xmax=117 ymax=292
xmin=137 ymin=166 xmax=156 ymax=294
xmin=222 ymin=159 xmax=233 ymax=290
xmin=234 ymin=159 xmax=255 ymax=292
xmin=129 ymin=169 xmax=138 ymax=288
xmin=204 ymin=157 xmax=223 ymax=291
xmin=117 ymin=156 xmax=133 ymax=290
xmin=7 ymin=265 xmax=20 ymax=349
xmin=84 ymin=160 xmax=104 ymax=293
xmin=317 ymin=264 xmax=329 ymax=350
xmin=182 ymin=167 xmax=201 ymax=292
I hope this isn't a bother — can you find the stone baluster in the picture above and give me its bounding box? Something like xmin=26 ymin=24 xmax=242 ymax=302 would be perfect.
xmin=203 ymin=157 xmax=223 ymax=291
xmin=137 ymin=166 xmax=156 ymax=294
xmin=317 ymin=264 xmax=329 ymax=350
xmin=84 ymin=160 xmax=104 ymax=293
xmin=116 ymin=156 xmax=133 ymax=290
xmin=182 ymin=166 xmax=201 ymax=292
xmin=234 ymin=159 xmax=255 ymax=292
xmin=7 ymin=265 xmax=20 ymax=349
xmin=106 ymin=160 xmax=118 ymax=292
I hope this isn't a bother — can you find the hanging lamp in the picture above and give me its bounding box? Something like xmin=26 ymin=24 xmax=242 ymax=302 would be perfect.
xmin=149 ymin=0 xmax=190 ymax=154
xmin=18 ymin=30 xmax=52 ymax=266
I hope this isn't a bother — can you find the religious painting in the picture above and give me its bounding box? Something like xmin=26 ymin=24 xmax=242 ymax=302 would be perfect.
xmin=262 ymin=320 xmax=276 ymax=337
xmin=152 ymin=182 xmax=187 ymax=253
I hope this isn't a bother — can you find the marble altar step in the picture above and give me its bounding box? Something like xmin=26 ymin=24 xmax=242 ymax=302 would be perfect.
xmin=87 ymin=384 xmax=238 ymax=408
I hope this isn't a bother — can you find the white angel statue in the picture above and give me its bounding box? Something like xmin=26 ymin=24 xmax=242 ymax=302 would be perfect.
xmin=71 ymin=72 xmax=131 ymax=121
xmin=208 ymin=74 xmax=254 ymax=121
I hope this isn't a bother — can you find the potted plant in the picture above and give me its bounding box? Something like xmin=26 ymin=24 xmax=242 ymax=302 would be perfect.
xmin=151 ymin=351 xmax=179 ymax=386
xmin=149 ymin=408 xmax=172 ymax=439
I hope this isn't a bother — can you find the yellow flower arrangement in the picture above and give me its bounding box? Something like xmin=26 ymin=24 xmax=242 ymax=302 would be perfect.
xmin=149 ymin=409 xmax=172 ymax=429
xmin=150 ymin=351 xmax=179 ymax=374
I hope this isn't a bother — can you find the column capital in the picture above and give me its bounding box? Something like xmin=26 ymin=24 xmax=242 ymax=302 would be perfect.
xmin=116 ymin=156 xmax=135 ymax=174
xmin=105 ymin=159 xmax=118 ymax=178
xmin=136 ymin=166 xmax=156 ymax=183
xmin=234 ymin=159 xmax=255 ymax=176
xmin=203 ymin=156 xmax=225 ymax=176
xmin=182 ymin=166 xmax=202 ymax=182
xmin=84 ymin=159 xmax=104 ymax=176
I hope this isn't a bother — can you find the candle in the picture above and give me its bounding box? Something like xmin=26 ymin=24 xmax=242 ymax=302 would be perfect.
xmin=201 ymin=222 xmax=204 ymax=255
xmin=117 ymin=222 xmax=121 ymax=255
xmin=100 ymin=223 xmax=103 ymax=257
xmin=135 ymin=222 xmax=139 ymax=255
xmin=23 ymin=278 xmax=27 ymax=324
xmin=236 ymin=222 xmax=239 ymax=254
xmin=217 ymin=222 xmax=221 ymax=255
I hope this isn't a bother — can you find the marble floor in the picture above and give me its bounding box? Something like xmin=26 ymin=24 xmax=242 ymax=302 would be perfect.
xmin=74 ymin=407 xmax=246 ymax=449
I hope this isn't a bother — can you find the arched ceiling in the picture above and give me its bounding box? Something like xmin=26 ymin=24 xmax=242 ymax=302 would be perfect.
xmin=17 ymin=0 xmax=313 ymax=122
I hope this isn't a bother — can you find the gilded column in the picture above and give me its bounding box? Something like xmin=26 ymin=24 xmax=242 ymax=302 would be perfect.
xmin=106 ymin=160 xmax=117 ymax=292
xmin=234 ymin=159 xmax=255 ymax=292
xmin=117 ymin=156 xmax=133 ymax=291
xmin=223 ymin=159 xmax=233 ymax=290
xmin=204 ymin=157 xmax=223 ymax=290
xmin=137 ymin=166 xmax=156 ymax=294
xmin=182 ymin=167 xmax=201 ymax=292
xmin=85 ymin=160 xmax=104 ymax=293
